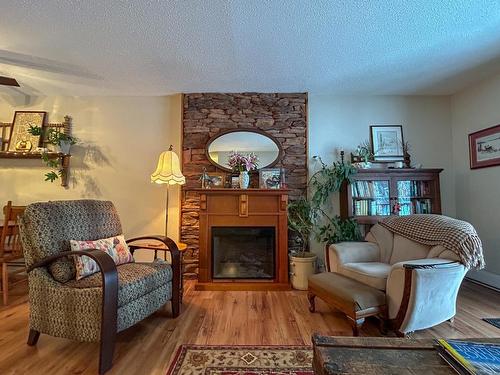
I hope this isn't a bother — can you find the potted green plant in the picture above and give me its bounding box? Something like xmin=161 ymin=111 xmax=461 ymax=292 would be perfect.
xmin=354 ymin=140 xmax=373 ymax=168
xmin=288 ymin=197 xmax=317 ymax=290
xmin=287 ymin=156 xmax=360 ymax=290
xmin=28 ymin=125 xmax=77 ymax=182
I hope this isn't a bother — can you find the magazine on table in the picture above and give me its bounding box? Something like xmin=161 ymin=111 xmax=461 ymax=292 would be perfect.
xmin=435 ymin=339 xmax=500 ymax=375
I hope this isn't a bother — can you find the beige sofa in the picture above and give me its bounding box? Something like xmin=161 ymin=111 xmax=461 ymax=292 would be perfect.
xmin=326 ymin=223 xmax=467 ymax=334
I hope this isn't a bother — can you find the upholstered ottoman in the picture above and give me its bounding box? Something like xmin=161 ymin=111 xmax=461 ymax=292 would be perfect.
xmin=308 ymin=272 xmax=386 ymax=336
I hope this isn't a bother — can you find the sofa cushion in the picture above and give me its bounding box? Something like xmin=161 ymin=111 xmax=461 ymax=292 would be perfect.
xmin=64 ymin=261 xmax=173 ymax=307
xmin=70 ymin=235 xmax=134 ymax=280
xmin=339 ymin=262 xmax=391 ymax=291
xmin=389 ymin=234 xmax=430 ymax=265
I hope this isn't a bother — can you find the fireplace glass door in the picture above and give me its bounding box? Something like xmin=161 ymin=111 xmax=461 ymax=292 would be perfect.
xmin=211 ymin=227 xmax=275 ymax=279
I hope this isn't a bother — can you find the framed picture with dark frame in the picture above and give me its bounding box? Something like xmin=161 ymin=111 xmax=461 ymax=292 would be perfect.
xmin=7 ymin=111 xmax=47 ymax=152
xmin=370 ymin=125 xmax=404 ymax=161
xmin=469 ymin=124 xmax=500 ymax=169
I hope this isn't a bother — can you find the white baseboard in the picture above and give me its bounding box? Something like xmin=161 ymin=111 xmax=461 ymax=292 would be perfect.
xmin=466 ymin=270 xmax=500 ymax=290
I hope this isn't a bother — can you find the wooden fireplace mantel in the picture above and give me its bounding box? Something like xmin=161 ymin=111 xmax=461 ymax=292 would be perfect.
xmin=194 ymin=188 xmax=291 ymax=291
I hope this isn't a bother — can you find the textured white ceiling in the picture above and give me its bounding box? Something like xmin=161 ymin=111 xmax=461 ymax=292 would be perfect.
xmin=1 ymin=0 xmax=500 ymax=96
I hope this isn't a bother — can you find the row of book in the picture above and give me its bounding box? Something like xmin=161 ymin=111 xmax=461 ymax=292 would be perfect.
xmin=352 ymin=199 xmax=432 ymax=216
xmin=352 ymin=200 xmax=391 ymax=216
xmin=413 ymin=199 xmax=432 ymax=214
xmin=399 ymin=180 xmax=432 ymax=197
xmin=351 ymin=181 xmax=379 ymax=198
xmin=436 ymin=339 xmax=499 ymax=375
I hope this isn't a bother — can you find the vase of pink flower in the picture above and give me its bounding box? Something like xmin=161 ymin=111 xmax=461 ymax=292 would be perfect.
xmin=227 ymin=151 xmax=259 ymax=189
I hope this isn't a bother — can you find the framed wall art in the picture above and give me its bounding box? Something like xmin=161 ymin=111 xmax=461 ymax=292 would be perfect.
xmin=370 ymin=125 xmax=404 ymax=161
xmin=207 ymin=172 xmax=225 ymax=188
xmin=7 ymin=111 xmax=47 ymax=152
xmin=469 ymin=124 xmax=500 ymax=169
xmin=259 ymin=168 xmax=282 ymax=189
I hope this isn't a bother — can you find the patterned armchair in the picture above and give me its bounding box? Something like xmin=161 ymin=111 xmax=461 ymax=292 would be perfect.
xmin=19 ymin=200 xmax=181 ymax=374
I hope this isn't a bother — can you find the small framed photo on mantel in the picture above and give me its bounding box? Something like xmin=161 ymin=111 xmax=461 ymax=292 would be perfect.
xmin=206 ymin=173 xmax=225 ymax=188
xmin=370 ymin=125 xmax=404 ymax=162
xmin=259 ymin=168 xmax=283 ymax=189
xmin=469 ymin=124 xmax=500 ymax=169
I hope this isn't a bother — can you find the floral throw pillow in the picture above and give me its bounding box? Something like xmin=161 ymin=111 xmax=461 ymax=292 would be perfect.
xmin=70 ymin=235 xmax=134 ymax=280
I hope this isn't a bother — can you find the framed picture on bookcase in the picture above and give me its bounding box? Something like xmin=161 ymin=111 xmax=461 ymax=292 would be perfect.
xmin=370 ymin=125 xmax=404 ymax=161
xmin=469 ymin=124 xmax=500 ymax=169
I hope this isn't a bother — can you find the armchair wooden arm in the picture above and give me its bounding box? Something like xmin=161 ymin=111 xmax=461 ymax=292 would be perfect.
xmin=126 ymin=235 xmax=181 ymax=317
xmin=27 ymin=250 xmax=118 ymax=375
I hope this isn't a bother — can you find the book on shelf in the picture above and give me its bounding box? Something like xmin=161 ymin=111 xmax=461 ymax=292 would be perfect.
xmin=351 ymin=181 xmax=376 ymax=198
xmin=410 ymin=180 xmax=431 ymax=197
xmin=413 ymin=199 xmax=432 ymax=214
xmin=435 ymin=339 xmax=500 ymax=375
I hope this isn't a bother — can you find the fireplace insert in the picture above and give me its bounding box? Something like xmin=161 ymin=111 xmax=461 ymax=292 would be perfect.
xmin=211 ymin=227 xmax=275 ymax=279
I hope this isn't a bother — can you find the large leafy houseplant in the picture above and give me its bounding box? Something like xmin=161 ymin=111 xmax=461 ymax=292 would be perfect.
xmin=288 ymin=156 xmax=361 ymax=257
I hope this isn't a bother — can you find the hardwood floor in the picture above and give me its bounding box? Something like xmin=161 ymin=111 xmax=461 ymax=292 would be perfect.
xmin=0 ymin=279 xmax=498 ymax=374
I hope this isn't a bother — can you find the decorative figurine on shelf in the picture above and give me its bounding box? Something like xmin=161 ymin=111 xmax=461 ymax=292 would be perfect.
xmin=15 ymin=138 xmax=32 ymax=152
xmin=199 ymin=167 xmax=211 ymax=189
xmin=392 ymin=201 xmax=401 ymax=215
xmin=402 ymin=140 xmax=412 ymax=168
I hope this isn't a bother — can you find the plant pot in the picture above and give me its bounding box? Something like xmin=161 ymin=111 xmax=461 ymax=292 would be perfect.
xmin=58 ymin=140 xmax=72 ymax=155
xmin=239 ymin=171 xmax=249 ymax=189
xmin=289 ymin=252 xmax=317 ymax=290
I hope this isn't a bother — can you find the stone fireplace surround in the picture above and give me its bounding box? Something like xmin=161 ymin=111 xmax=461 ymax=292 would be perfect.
xmin=181 ymin=93 xmax=308 ymax=278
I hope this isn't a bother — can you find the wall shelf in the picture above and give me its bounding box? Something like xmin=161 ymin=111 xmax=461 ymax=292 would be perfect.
xmin=0 ymin=151 xmax=65 ymax=159
xmin=0 ymin=116 xmax=72 ymax=187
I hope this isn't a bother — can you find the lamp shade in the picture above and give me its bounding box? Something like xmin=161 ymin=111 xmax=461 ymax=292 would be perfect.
xmin=151 ymin=148 xmax=185 ymax=185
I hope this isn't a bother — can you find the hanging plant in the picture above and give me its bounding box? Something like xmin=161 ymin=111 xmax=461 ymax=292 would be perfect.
xmin=28 ymin=125 xmax=77 ymax=182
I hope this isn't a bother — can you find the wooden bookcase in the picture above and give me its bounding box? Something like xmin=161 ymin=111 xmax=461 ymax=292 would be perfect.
xmin=340 ymin=168 xmax=443 ymax=228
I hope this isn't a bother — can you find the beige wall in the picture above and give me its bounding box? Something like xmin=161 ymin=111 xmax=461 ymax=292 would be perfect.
xmin=451 ymin=76 xmax=500 ymax=288
xmin=0 ymin=95 xmax=182 ymax=261
xmin=3 ymin=93 xmax=495 ymax=286
xmin=308 ymin=95 xmax=454 ymax=255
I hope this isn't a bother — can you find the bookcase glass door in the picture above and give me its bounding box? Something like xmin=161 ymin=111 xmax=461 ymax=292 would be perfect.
xmin=351 ymin=180 xmax=390 ymax=216
xmin=396 ymin=180 xmax=433 ymax=215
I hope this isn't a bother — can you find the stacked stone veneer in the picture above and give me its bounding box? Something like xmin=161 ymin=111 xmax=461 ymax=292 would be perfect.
xmin=181 ymin=93 xmax=308 ymax=278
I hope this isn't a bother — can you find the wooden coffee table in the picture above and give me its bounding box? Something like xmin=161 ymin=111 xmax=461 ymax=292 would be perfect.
xmin=312 ymin=334 xmax=500 ymax=374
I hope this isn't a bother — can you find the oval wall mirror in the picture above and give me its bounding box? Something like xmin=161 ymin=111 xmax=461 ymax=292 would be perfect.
xmin=206 ymin=129 xmax=283 ymax=171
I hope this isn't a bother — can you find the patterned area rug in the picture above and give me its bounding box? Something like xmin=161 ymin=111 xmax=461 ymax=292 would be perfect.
xmin=166 ymin=345 xmax=314 ymax=375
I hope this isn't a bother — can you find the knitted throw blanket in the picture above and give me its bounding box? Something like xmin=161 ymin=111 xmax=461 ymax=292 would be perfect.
xmin=379 ymin=214 xmax=484 ymax=270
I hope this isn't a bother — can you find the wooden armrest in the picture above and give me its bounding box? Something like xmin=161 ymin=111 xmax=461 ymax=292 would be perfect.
xmin=126 ymin=235 xmax=179 ymax=254
xmin=26 ymin=249 xmax=117 ymax=276
xmin=403 ymin=261 xmax=459 ymax=270
xmin=26 ymin=249 xmax=118 ymax=355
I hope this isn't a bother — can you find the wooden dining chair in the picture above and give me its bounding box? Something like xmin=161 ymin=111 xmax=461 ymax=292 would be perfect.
xmin=0 ymin=201 xmax=27 ymax=305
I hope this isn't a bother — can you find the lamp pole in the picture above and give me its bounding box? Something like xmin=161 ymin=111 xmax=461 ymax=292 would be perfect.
xmin=165 ymin=184 xmax=169 ymax=238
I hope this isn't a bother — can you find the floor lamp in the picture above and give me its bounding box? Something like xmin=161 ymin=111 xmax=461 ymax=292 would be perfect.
xmin=151 ymin=145 xmax=185 ymax=238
